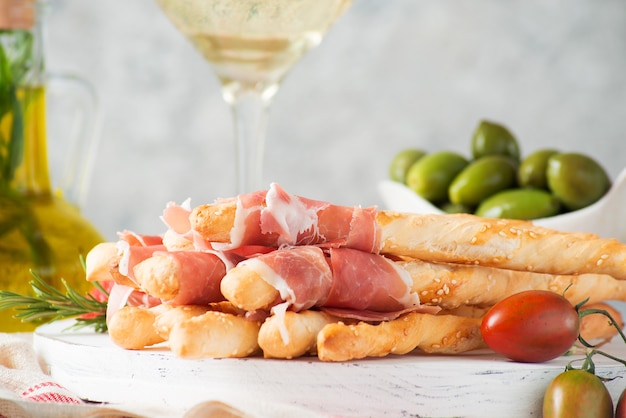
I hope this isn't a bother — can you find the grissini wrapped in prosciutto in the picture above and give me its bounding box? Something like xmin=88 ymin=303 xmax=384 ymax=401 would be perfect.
xmin=132 ymin=250 xmax=241 ymax=306
xmin=85 ymin=230 xmax=167 ymax=288
xmin=191 ymin=183 xmax=626 ymax=279
xmin=220 ymin=244 xmax=626 ymax=315
xmin=84 ymin=232 xmax=165 ymax=325
xmin=220 ymin=245 xmax=437 ymax=319
xmin=191 ymin=183 xmax=380 ymax=253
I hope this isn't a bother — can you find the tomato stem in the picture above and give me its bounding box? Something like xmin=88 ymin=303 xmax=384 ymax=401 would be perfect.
xmin=577 ymin=307 xmax=626 ymax=347
xmin=564 ymin=303 xmax=626 ymax=376
xmin=567 ymin=348 xmax=626 ymax=379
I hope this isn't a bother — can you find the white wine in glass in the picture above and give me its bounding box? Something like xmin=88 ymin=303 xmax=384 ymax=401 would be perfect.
xmin=155 ymin=0 xmax=352 ymax=194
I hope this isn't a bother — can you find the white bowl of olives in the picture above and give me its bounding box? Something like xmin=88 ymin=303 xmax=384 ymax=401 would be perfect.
xmin=379 ymin=120 xmax=626 ymax=242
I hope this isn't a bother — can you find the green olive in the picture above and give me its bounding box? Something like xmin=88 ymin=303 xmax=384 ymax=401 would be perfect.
xmin=471 ymin=120 xmax=520 ymax=162
xmin=546 ymin=152 xmax=611 ymax=211
xmin=389 ymin=148 xmax=427 ymax=183
xmin=475 ymin=188 xmax=561 ymax=220
xmin=449 ymin=155 xmax=518 ymax=206
xmin=405 ymin=151 xmax=469 ymax=203
xmin=518 ymin=149 xmax=559 ymax=190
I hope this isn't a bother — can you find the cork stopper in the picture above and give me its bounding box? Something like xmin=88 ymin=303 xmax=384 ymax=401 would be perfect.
xmin=0 ymin=0 xmax=36 ymax=29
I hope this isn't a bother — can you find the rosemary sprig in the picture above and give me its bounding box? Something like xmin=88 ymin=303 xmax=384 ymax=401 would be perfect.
xmin=0 ymin=271 xmax=108 ymax=333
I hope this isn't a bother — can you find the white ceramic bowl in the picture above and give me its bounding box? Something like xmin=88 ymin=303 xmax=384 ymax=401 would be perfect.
xmin=378 ymin=167 xmax=626 ymax=242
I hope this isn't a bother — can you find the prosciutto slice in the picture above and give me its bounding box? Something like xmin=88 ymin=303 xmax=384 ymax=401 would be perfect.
xmin=216 ymin=183 xmax=380 ymax=253
xmin=115 ymin=231 xmax=166 ymax=285
xmin=324 ymin=247 xmax=420 ymax=312
xmin=235 ymin=245 xmax=426 ymax=316
xmin=162 ymin=199 xmax=275 ymax=258
xmin=117 ymin=243 xmax=167 ymax=279
xmin=242 ymin=246 xmax=333 ymax=312
xmin=105 ymin=283 xmax=161 ymax=327
xmin=154 ymin=250 xmax=229 ymax=306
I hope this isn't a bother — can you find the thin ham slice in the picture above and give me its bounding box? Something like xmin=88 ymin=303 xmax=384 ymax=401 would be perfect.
xmin=161 ymin=199 xmax=192 ymax=235
xmin=319 ymin=305 xmax=440 ymax=322
xmin=238 ymin=245 xmax=424 ymax=315
xmin=117 ymin=242 xmax=167 ymax=283
xmin=323 ymin=247 xmax=419 ymax=312
xmin=105 ymin=283 xmax=161 ymax=326
xmin=117 ymin=230 xmax=163 ymax=247
xmin=242 ymin=246 xmax=332 ymax=311
xmin=221 ymin=183 xmax=380 ymax=253
xmin=156 ymin=250 xmax=229 ymax=306
xmin=161 ymin=199 xmax=216 ymax=251
xmin=114 ymin=231 xmax=167 ymax=285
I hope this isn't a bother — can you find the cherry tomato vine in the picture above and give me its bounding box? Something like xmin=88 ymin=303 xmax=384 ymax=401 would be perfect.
xmin=571 ymin=297 xmax=626 ymax=373
xmin=480 ymin=289 xmax=626 ymax=417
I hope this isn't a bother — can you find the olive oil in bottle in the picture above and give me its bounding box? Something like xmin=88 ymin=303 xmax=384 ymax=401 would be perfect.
xmin=0 ymin=0 xmax=104 ymax=331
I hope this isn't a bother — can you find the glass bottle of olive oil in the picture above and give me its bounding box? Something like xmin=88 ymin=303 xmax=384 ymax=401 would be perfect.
xmin=0 ymin=0 xmax=104 ymax=331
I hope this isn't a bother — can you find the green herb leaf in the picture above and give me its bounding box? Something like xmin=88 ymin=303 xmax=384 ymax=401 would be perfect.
xmin=0 ymin=270 xmax=108 ymax=333
xmin=0 ymin=29 xmax=35 ymax=186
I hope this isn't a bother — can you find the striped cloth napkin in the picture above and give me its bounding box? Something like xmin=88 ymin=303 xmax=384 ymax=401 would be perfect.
xmin=0 ymin=333 xmax=155 ymax=417
xmin=0 ymin=332 xmax=82 ymax=401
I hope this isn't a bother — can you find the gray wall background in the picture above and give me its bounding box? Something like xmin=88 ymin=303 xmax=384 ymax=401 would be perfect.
xmin=45 ymin=0 xmax=625 ymax=240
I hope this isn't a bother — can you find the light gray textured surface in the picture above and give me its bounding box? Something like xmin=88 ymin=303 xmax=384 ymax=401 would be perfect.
xmin=43 ymin=0 xmax=625 ymax=240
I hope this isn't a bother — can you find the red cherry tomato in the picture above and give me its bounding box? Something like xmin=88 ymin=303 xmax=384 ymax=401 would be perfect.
xmin=616 ymin=387 xmax=626 ymax=418
xmin=481 ymin=290 xmax=579 ymax=362
xmin=542 ymin=369 xmax=613 ymax=418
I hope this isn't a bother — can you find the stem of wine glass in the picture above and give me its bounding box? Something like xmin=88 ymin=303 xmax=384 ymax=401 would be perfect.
xmin=222 ymin=83 xmax=279 ymax=195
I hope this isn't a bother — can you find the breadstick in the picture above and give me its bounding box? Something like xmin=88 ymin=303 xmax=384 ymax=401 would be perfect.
xmin=438 ymin=305 xmax=490 ymax=318
xmin=85 ymin=242 xmax=120 ymax=282
xmin=85 ymin=241 xmax=137 ymax=289
xmin=162 ymin=229 xmax=195 ymax=251
xmin=258 ymin=310 xmax=339 ymax=359
xmin=107 ymin=305 xmax=166 ymax=350
xmin=153 ymin=302 xmax=245 ymax=340
xmin=402 ymin=259 xmax=626 ymax=309
xmin=317 ymin=312 xmax=485 ymax=362
xmin=191 ymin=198 xmax=236 ymax=243
xmin=168 ymin=311 xmax=261 ymax=358
xmin=220 ymin=264 xmax=279 ymax=311
xmin=377 ymin=211 xmax=626 ymax=279
xmin=153 ymin=304 xmax=212 ymax=340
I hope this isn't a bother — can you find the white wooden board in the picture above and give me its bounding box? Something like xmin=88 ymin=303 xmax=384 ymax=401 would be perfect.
xmin=34 ymin=320 xmax=626 ymax=417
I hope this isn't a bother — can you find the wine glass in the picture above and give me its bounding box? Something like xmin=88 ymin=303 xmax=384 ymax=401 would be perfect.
xmin=155 ymin=0 xmax=352 ymax=194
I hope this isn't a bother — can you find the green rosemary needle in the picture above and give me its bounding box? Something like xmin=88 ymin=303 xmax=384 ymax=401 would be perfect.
xmin=0 ymin=271 xmax=108 ymax=333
